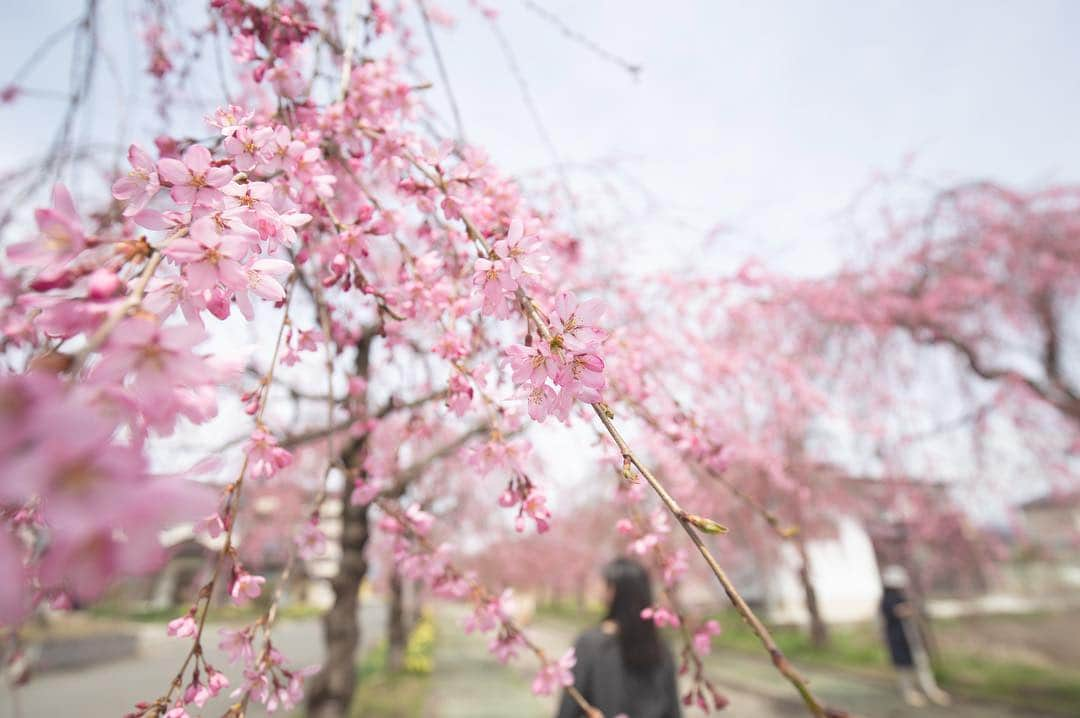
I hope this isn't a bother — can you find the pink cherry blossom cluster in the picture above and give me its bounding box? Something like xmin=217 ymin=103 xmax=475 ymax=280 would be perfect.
xmin=128 ymin=663 xmax=230 ymax=718
xmin=210 ymin=624 xmax=318 ymax=717
xmin=692 ymin=620 xmax=722 ymax=658
xmin=639 ymin=604 xmax=680 ymax=628
xmin=375 ymin=499 xmax=593 ymax=711
xmin=471 ymin=219 xmax=543 ymax=318
xmin=506 ymin=291 xmax=608 ymax=422
xmin=0 ymin=0 xmax=778 ymax=713
xmin=498 ymin=475 xmax=552 ymax=534
xmin=211 ymin=0 xmax=318 ymax=84
xmin=530 ymin=648 xmax=576 ymax=696
xmin=0 ymin=372 xmax=212 ymax=624
xmin=463 ymin=589 xmax=510 ymax=634
xmin=617 ymin=508 xmax=672 ymax=558
xmin=231 ymin=652 xmax=319 ymax=715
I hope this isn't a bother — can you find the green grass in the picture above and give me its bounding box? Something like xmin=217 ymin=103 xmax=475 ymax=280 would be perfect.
xmin=935 ymin=650 xmax=1080 ymax=715
xmin=718 ymin=617 xmax=1080 ymax=715
xmin=718 ymin=619 xmax=890 ymax=674
xmin=535 ymin=598 xmax=604 ymax=625
xmin=349 ymin=614 xmax=437 ymax=718
xmin=478 ymin=600 xmax=1080 ymax=715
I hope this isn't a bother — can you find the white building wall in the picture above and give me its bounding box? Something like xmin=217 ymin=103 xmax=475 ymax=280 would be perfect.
xmin=767 ymin=516 xmax=882 ymax=625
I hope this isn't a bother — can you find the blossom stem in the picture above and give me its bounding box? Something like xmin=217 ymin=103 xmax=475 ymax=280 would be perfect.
xmin=147 ymin=280 xmax=297 ymax=715
xmin=71 ymin=231 xmax=178 ymax=372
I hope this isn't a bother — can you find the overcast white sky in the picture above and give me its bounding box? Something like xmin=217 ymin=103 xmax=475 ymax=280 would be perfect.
xmin=5 ymin=1 xmax=1080 ymax=274
xmin=422 ymin=0 xmax=1080 ymax=273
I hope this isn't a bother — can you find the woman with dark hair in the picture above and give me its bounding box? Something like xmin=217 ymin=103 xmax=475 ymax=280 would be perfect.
xmin=556 ymin=557 xmax=682 ymax=718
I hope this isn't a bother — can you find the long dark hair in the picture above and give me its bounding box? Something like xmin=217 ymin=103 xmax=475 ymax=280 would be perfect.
xmin=603 ymin=557 xmax=662 ymax=672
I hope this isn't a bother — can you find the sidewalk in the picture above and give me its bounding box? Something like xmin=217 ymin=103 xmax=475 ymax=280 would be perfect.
xmin=424 ymin=618 xmax=555 ymax=718
xmin=424 ymin=606 xmax=1053 ymax=718
xmin=424 ymin=606 xmax=791 ymax=718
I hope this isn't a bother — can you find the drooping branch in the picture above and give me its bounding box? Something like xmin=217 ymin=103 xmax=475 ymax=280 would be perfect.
xmin=383 ymin=422 xmax=492 ymax=499
xmin=419 ymin=167 xmax=839 ymax=716
xmin=376 ymin=498 xmax=601 ymax=718
xmin=912 ymin=323 xmax=1080 ymax=423
xmin=140 ymin=279 xmax=299 ymax=718
xmin=279 ymin=388 xmax=449 ymax=450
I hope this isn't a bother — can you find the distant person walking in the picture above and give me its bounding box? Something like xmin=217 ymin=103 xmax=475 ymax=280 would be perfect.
xmin=556 ymin=558 xmax=681 ymax=718
xmin=880 ymin=565 xmax=951 ymax=707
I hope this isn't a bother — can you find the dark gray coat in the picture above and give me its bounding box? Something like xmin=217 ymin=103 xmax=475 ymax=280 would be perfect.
xmin=556 ymin=626 xmax=682 ymax=718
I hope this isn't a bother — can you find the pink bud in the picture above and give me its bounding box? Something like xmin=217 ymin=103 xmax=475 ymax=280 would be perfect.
xmin=87 ymin=269 xmax=122 ymax=299
xmin=206 ymin=288 xmax=231 ymax=320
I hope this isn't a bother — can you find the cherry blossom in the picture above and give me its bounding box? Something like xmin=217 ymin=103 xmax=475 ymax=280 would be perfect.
xmin=692 ymin=620 xmax=722 ymax=657
xmin=640 ymin=605 xmax=681 ymax=628
xmin=157 ymin=145 xmax=233 ymax=205
xmin=473 ymin=256 xmax=516 ymax=318
xmin=492 ymin=218 xmax=543 ymax=281
xmin=464 ymin=591 xmax=508 ymax=634
xmin=230 ymin=570 xmax=266 ymax=605
xmin=295 ymin=522 xmax=327 ymax=560
xmin=167 ymin=613 xmax=198 ymax=639
xmin=7 ymin=184 xmax=88 ymax=269
xmin=218 ymin=627 xmax=256 ymax=665
xmin=164 ymin=216 xmax=249 ymax=294
xmin=245 ymin=429 xmax=293 ymax=480
xmin=112 ymin=144 xmax=161 ymax=216
xmin=531 ymin=648 xmax=576 ymax=696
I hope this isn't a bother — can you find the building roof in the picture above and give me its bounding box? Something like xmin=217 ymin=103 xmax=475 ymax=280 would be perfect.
xmin=1020 ymin=491 xmax=1080 ymax=511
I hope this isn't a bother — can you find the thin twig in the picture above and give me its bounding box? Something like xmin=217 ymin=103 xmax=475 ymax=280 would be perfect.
xmin=417 ymin=0 xmax=466 ymax=144
xmin=520 ymin=0 xmax=641 ymax=79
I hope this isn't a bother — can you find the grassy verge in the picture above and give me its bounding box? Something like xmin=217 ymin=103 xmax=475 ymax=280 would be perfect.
xmin=531 ymin=599 xmax=1080 ymax=715
xmin=934 ymin=651 xmax=1080 ymax=715
xmin=717 ymin=616 xmax=1080 ymax=715
xmin=718 ymin=619 xmax=890 ymax=674
xmin=349 ymin=614 xmax=436 ymax=718
xmin=533 ymin=599 xmax=604 ymax=626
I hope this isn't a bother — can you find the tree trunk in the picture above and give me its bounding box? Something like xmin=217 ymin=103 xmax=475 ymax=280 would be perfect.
xmin=795 ymin=537 xmax=829 ymax=648
xmin=306 ymin=335 xmax=373 ymax=718
xmin=305 ymin=473 xmax=370 ymax=718
xmin=386 ymin=564 xmax=407 ymax=672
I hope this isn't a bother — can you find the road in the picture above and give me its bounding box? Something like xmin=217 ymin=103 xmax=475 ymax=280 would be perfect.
xmin=0 ymin=602 xmax=385 ymax=718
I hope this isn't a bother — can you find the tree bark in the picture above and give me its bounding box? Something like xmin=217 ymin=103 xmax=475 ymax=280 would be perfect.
xmin=795 ymin=537 xmax=829 ymax=648
xmin=306 ymin=335 xmax=374 ymax=718
xmin=305 ymin=470 xmax=371 ymax=718
xmin=386 ymin=564 xmax=406 ymax=672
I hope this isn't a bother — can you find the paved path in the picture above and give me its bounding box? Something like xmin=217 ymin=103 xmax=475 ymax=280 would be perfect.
xmin=5 ymin=603 xmax=1053 ymax=718
xmin=424 ymin=606 xmax=791 ymax=718
xmin=424 ymin=606 xmax=556 ymax=718
xmin=0 ymin=602 xmax=385 ymax=718
xmin=425 ymin=606 xmax=1053 ymax=718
